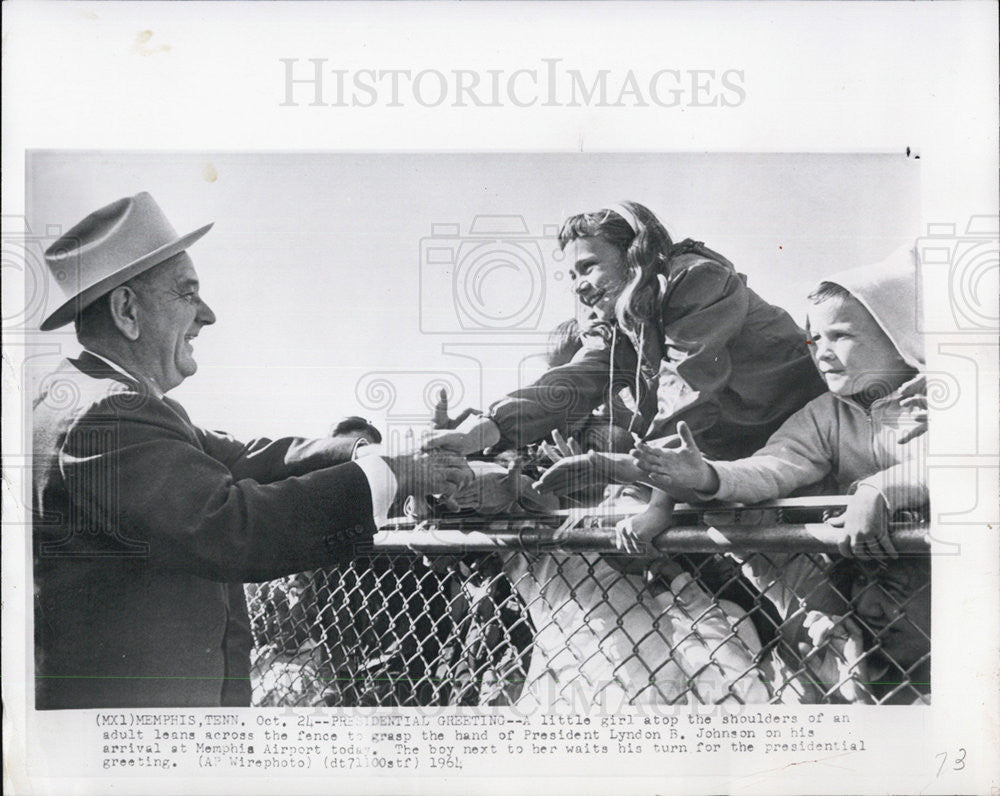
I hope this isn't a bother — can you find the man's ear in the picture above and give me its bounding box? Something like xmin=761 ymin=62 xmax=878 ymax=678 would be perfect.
xmin=107 ymin=285 xmax=141 ymax=341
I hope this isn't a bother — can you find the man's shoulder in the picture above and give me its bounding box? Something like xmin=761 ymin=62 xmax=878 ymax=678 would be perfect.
xmin=34 ymin=357 xmax=140 ymax=415
xmin=32 ymin=356 xmax=178 ymax=435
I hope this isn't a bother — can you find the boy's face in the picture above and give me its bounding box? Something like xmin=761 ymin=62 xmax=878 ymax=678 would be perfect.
xmin=807 ymin=295 xmax=909 ymax=398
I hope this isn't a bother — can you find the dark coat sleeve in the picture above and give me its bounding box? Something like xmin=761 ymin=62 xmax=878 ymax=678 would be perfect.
xmin=195 ymin=427 xmax=361 ymax=483
xmin=60 ymin=395 xmax=377 ymax=583
xmin=486 ymin=325 xmax=636 ymax=448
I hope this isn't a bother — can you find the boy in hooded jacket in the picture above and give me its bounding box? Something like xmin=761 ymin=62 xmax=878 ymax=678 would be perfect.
xmin=628 ymin=245 xmax=928 ymax=560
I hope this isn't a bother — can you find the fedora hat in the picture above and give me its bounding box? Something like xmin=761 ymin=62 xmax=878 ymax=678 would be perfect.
xmin=40 ymin=192 xmax=213 ymax=331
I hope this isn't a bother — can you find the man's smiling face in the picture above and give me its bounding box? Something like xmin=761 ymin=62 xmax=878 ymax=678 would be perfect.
xmin=131 ymin=252 xmax=216 ymax=392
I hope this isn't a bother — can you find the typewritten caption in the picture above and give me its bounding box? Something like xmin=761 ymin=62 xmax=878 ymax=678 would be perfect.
xmin=91 ymin=710 xmax=867 ymax=774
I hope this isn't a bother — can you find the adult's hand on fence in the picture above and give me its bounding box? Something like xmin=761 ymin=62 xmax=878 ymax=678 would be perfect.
xmin=630 ymin=421 xmax=720 ymax=495
xmin=432 ymin=388 xmax=483 ymax=430
xmin=895 ymin=374 xmax=928 ymax=445
xmin=801 ymin=612 xmax=874 ymax=704
xmin=827 ymin=486 xmax=897 ymax=560
xmin=533 ymin=451 xmax=643 ymax=496
xmin=383 ymin=450 xmax=474 ymax=501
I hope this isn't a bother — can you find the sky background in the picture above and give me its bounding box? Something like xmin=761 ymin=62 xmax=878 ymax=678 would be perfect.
xmin=27 ymin=152 xmax=919 ymax=443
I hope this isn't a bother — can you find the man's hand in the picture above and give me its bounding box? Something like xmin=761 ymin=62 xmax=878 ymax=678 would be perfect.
xmin=629 ymin=421 xmax=719 ymax=494
xmin=432 ymin=388 xmax=482 ymax=430
xmin=533 ymin=451 xmax=643 ymax=495
xmin=382 ymin=450 xmax=474 ymax=501
xmin=826 ymin=486 xmax=897 ymax=560
xmin=423 ymin=415 xmax=501 ymax=456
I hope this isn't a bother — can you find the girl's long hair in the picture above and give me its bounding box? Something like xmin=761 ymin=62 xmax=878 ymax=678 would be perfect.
xmin=557 ymin=200 xmax=673 ymax=334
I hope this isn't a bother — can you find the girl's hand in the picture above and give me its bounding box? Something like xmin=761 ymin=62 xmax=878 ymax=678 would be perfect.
xmin=422 ymin=415 xmax=501 ymax=456
xmin=431 ymin=388 xmax=482 ymax=430
xmin=826 ymin=486 xmax=898 ymax=560
xmin=533 ymin=451 xmax=643 ymax=495
xmin=630 ymin=421 xmax=719 ymax=494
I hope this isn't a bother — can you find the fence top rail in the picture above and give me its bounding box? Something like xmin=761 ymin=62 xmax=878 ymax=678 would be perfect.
xmin=375 ymin=498 xmax=929 ymax=554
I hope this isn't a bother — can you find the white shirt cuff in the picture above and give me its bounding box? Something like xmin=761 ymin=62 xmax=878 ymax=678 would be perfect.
xmin=353 ymin=446 xmax=398 ymax=528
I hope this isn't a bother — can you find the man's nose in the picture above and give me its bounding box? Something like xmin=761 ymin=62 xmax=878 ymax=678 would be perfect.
xmin=573 ymin=279 xmax=590 ymax=295
xmin=196 ymin=298 xmax=217 ymax=326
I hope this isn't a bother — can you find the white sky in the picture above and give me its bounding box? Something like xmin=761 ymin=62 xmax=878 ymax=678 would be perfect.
xmin=27 ymin=152 xmax=919 ymax=442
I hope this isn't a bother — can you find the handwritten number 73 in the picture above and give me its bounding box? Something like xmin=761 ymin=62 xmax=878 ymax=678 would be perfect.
xmin=935 ymin=748 xmax=966 ymax=777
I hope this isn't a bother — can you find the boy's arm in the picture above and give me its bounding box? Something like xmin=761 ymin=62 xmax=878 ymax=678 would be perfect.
xmin=635 ymin=398 xmax=836 ymax=504
xmin=853 ymin=445 xmax=929 ymax=514
xmin=704 ymin=398 xmax=835 ymax=504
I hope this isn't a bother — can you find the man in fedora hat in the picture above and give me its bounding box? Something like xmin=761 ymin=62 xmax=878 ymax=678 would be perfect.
xmin=32 ymin=192 xmax=472 ymax=709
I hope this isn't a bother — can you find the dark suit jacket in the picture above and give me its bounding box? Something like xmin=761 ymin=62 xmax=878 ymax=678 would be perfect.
xmin=33 ymin=352 xmax=376 ymax=709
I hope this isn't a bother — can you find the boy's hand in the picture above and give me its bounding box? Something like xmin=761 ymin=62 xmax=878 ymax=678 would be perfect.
xmin=630 ymin=421 xmax=720 ymax=494
xmin=895 ymin=374 xmax=928 ymax=445
xmin=826 ymin=486 xmax=898 ymax=560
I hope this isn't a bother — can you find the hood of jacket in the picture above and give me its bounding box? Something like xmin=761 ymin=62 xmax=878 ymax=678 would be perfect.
xmin=821 ymin=244 xmax=925 ymax=370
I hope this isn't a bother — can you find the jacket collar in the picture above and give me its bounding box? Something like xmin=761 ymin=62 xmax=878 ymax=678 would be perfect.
xmin=73 ymin=350 xmax=140 ymax=387
xmin=75 ymin=350 xmax=168 ymax=399
xmin=71 ymin=350 xmax=165 ymax=405
xmin=830 ymin=375 xmax=917 ymax=414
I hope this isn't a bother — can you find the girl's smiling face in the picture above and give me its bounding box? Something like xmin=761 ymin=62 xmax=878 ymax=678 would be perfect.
xmin=566 ymin=236 xmax=629 ymax=316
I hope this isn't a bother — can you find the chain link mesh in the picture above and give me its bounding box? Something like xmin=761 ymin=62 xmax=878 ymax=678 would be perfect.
xmin=246 ymin=502 xmax=930 ymax=709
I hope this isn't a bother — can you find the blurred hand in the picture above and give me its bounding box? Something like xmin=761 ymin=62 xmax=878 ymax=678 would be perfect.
xmin=432 ymin=388 xmax=482 ymax=430
xmin=826 ymin=486 xmax=897 ymax=560
xmin=630 ymin=421 xmax=719 ymax=494
xmin=423 ymin=415 xmax=501 ymax=456
xmin=382 ymin=450 xmax=474 ymax=501
xmin=533 ymin=451 xmax=643 ymax=496
xmin=895 ymin=374 xmax=928 ymax=445
xmin=538 ymin=429 xmax=583 ymax=465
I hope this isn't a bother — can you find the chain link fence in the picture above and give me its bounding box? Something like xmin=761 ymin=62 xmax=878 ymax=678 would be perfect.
xmin=246 ymin=499 xmax=930 ymax=709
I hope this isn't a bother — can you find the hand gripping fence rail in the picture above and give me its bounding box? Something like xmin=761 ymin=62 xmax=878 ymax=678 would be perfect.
xmin=245 ymin=497 xmax=931 ymax=709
